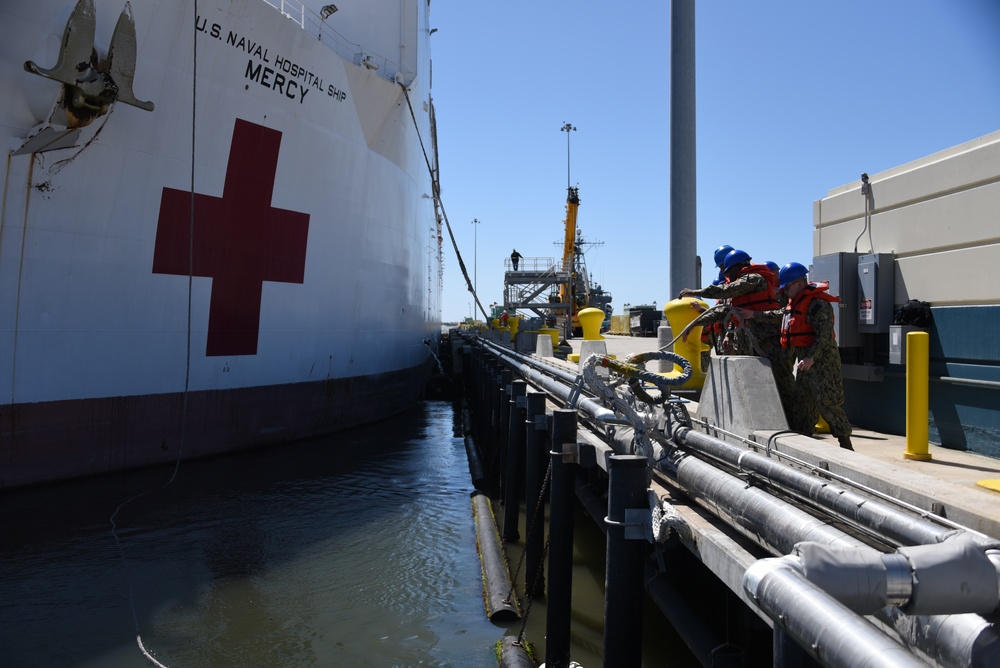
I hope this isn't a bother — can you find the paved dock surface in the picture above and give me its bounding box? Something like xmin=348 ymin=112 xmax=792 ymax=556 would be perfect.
xmin=564 ymin=333 xmax=1000 ymax=540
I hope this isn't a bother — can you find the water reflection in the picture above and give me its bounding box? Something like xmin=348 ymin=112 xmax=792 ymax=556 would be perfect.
xmin=0 ymin=400 xmax=692 ymax=667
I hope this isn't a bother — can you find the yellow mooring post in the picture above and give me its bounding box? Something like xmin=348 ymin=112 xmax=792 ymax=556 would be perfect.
xmin=661 ymin=298 xmax=710 ymax=389
xmin=577 ymin=307 xmax=605 ymax=340
xmin=903 ymin=331 xmax=932 ymax=461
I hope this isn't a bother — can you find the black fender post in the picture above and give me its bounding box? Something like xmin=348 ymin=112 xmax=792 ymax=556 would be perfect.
xmin=497 ymin=368 xmax=513 ymax=500
xmin=502 ymin=379 xmax=527 ymax=541
xmin=524 ymin=392 xmax=548 ymax=598
xmin=545 ymin=408 xmax=577 ymax=668
xmin=603 ymin=454 xmax=647 ymax=667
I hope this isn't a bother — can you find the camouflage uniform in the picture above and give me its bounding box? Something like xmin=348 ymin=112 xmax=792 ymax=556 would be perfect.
xmin=689 ymin=274 xmax=795 ymax=422
xmin=759 ymin=297 xmax=852 ymax=439
xmin=786 ymin=298 xmax=852 ymax=439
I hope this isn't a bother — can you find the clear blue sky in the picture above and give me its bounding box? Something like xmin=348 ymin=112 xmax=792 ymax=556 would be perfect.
xmin=430 ymin=0 xmax=1000 ymax=323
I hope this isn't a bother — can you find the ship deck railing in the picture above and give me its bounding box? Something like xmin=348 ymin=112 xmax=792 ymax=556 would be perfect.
xmin=260 ymin=0 xmax=415 ymax=85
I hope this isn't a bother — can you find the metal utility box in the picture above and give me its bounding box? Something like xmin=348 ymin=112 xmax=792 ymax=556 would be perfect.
xmin=889 ymin=325 xmax=923 ymax=365
xmin=811 ymin=252 xmax=863 ymax=348
xmin=857 ymin=253 xmax=895 ymax=334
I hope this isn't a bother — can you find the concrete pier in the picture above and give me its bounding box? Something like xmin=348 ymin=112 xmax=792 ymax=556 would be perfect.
xmin=450 ymin=327 xmax=1000 ymax=667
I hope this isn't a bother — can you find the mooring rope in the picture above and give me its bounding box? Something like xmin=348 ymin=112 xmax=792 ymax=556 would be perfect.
xmin=580 ymin=352 xmax=691 ymax=463
xmin=399 ymin=84 xmax=490 ymax=322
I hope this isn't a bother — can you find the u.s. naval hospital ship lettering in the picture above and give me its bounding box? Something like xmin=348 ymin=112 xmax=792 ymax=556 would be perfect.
xmin=196 ymin=17 xmax=347 ymax=105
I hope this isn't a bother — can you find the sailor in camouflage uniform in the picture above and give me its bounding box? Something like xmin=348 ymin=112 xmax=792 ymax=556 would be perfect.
xmin=750 ymin=262 xmax=854 ymax=450
xmin=679 ymin=249 xmax=795 ymax=424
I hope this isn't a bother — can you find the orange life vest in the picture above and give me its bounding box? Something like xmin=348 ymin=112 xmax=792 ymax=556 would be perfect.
xmin=780 ymin=282 xmax=840 ymax=348
xmin=730 ymin=264 xmax=780 ymax=311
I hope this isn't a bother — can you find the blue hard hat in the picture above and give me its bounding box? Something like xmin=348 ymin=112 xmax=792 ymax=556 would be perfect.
xmin=723 ymin=249 xmax=751 ymax=271
xmin=778 ymin=262 xmax=808 ymax=290
xmin=712 ymin=268 xmax=726 ymax=285
xmin=713 ymin=244 xmax=734 ymax=268
xmin=765 ymin=261 xmax=780 ymax=274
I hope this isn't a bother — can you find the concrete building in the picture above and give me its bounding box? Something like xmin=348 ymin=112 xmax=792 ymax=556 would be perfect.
xmin=811 ymin=130 xmax=1000 ymax=456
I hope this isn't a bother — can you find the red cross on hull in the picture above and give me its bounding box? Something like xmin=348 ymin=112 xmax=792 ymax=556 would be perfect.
xmin=153 ymin=119 xmax=310 ymax=356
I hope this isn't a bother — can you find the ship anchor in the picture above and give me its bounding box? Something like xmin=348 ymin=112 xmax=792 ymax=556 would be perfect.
xmin=23 ymin=0 xmax=154 ymax=129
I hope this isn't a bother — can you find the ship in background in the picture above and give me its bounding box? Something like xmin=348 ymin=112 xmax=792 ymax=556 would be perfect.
xmin=0 ymin=0 xmax=443 ymax=488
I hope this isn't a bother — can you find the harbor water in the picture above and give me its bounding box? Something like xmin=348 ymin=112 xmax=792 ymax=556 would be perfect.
xmin=0 ymin=400 xmax=692 ymax=667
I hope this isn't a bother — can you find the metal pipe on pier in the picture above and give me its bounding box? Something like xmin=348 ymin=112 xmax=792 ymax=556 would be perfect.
xmin=744 ymin=557 xmax=928 ymax=668
xmin=665 ymin=446 xmax=867 ymax=555
xmin=546 ymin=409 xmax=578 ymax=668
xmin=477 ymin=339 xmax=621 ymax=425
xmin=674 ymin=426 xmax=973 ymax=548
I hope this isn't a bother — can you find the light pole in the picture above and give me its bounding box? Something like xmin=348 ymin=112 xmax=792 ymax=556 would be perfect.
xmin=471 ymin=218 xmax=480 ymax=296
xmin=561 ymin=122 xmax=576 ymax=190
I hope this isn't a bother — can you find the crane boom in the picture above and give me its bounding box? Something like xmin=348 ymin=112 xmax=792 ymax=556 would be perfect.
xmin=560 ymin=186 xmax=580 ymax=273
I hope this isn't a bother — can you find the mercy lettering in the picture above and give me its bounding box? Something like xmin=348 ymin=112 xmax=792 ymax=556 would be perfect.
xmin=245 ymin=60 xmax=310 ymax=104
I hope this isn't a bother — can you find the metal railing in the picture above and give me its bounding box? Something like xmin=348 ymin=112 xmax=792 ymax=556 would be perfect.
xmin=505 ymin=256 xmax=560 ymax=273
xmin=259 ymin=0 xmax=414 ymax=85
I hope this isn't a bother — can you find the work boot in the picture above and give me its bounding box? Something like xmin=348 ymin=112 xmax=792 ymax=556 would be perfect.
xmin=838 ymin=435 xmax=854 ymax=451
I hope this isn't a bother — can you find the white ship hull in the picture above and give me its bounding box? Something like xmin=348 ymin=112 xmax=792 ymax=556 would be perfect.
xmin=1 ymin=0 xmax=443 ymax=487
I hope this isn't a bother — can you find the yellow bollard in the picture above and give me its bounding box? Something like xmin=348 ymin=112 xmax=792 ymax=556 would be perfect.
xmin=538 ymin=326 xmax=560 ymax=350
xmin=577 ymin=307 xmax=605 ymax=341
xmin=903 ymin=331 xmax=932 ymax=461
xmin=662 ymin=298 xmax=711 ymax=389
xmin=815 ymin=415 xmax=831 ymax=434
xmin=508 ymin=315 xmax=520 ymax=337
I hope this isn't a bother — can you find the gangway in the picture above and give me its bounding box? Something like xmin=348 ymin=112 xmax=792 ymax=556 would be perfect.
xmin=503 ymin=256 xmax=571 ymax=322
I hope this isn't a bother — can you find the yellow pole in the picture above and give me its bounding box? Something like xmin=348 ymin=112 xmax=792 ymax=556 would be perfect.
xmin=815 ymin=415 xmax=831 ymax=434
xmin=903 ymin=331 xmax=932 ymax=461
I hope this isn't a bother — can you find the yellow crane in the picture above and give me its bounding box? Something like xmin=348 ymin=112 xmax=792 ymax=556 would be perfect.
xmin=554 ymin=187 xmax=611 ymax=336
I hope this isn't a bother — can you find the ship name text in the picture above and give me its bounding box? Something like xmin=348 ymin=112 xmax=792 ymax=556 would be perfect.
xmin=195 ymin=16 xmax=348 ymax=106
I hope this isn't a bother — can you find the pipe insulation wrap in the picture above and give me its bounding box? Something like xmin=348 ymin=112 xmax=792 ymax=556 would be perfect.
xmin=874 ymin=605 xmax=1000 ymax=668
xmin=898 ymin=537 xmax=1000 ymax=615
xmin=744 ymin=557 xmax=928 ymax=668
xmin=795 ymin=542 xmax=905 ymax=614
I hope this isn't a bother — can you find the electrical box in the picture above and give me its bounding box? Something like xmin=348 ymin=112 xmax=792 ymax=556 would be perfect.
xmin=889 ymin=325 xmax=922 ymax=365
xmin=811 ymin=252 xmax=863 ymax=348
xmin=857 ymin=253 xmax=894 ymax=334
